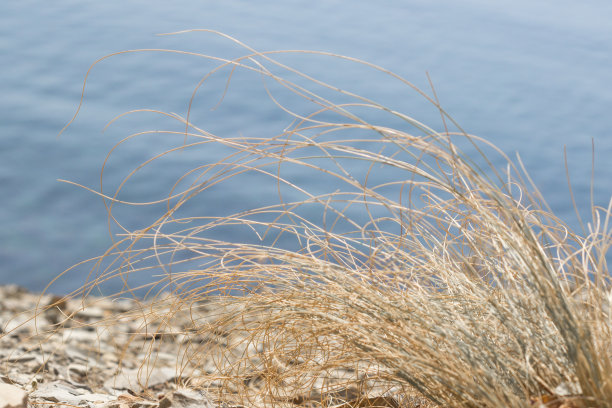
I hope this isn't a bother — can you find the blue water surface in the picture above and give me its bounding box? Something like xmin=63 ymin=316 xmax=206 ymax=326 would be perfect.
xmin=1 ymin=0 xmax=610 ymax=294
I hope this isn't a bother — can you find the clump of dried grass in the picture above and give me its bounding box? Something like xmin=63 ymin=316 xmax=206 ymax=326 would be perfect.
xmin=58 ymin=31 xmax=611 ymax=407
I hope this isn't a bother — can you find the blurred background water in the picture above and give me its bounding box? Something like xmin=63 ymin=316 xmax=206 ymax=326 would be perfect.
xmin=1 ymin=0 xmax=610 ymax=294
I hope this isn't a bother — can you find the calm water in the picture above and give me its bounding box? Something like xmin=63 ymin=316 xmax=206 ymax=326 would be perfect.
xmin=1 ymin=1 xmax=611 ymax=294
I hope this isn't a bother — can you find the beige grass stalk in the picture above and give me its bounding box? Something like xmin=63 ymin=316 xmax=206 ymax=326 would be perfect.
xmin=57 ymin=30 xmax=611 ymax=407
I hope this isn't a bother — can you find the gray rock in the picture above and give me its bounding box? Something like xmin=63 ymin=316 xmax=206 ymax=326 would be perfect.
xmin=104 ymin=366 xmax=176 ymax=391
xmin=74 ymin=306 xmax=105 ymax=320
xmin=553 ymin=381 xmax=581 ymax=396
xmin=0 ymin=383 xmax=27 ymax=408
xmin=2 ymin=315 xmax=40 ymax=335
xmin=29 ymin=381 xmax=114 ymax=406
xmin=29 ymin=381 xmax=85 ymax=402
xmin=159 ymin=388 xmax=214 ymax=408
xmin=62 ymin=327 xmax=106 ymax=343
xmin=73 ymin=393 xmax=115 ymax=405
xmin=3 ymin=353 xmax=39 ymax=364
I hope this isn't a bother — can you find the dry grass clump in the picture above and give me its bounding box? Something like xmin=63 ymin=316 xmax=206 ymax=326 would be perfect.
xmin=57 ymin=31 xmax=611 ymax=407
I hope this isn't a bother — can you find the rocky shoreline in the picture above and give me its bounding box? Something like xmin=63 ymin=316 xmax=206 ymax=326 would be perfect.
xmin=0 ymin=284 xmax=437 ymax=408
xmin=0 ymin=284 xmax=220 ymax=408
xmin=0 ymin=283 xmax=589 ymax=408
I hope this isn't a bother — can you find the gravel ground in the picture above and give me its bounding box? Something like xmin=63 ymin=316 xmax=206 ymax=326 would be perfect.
xmin=0 ymin=284 xmax=224 ymax=407
xmin=0 ymin=285 xmax=436 ymax=408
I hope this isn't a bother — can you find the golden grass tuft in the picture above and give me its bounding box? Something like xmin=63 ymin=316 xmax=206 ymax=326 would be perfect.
xmin=56 ymin=31 xmax=611 ymax=407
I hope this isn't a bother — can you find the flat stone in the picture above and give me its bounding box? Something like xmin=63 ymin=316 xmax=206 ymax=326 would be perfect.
xmin=30 ymin=382 xmax=113 ymax=406
xmin=0 ymin=383 xmax=27 ymax=408
xmin=75 ymin=306 xmax=105 ymax=320
xmin=159 ymin=388 xmax=214 ymax=408
xmin=29 ymin=381 xmax=86 ymax=402
xmin=104 ymin=366 xmax=176 ymax=391
xmin=74 ymin=393 xmax=115 ymax=405
xmin=62 ymin=327 xmax=106 ymax=343
xmin=2 ymin=314 xmax=40 ymax=335
xmin=3 ymin=373 xmax=41 ymax=389
xmin=63 ymin=347 xmax=90 ymax=363
xmin=3 ymin=353 xmax=39 ymax=364
xmin=554 ymin=381 xmax=581 ymax=396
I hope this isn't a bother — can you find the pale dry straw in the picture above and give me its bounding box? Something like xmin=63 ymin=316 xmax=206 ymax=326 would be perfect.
xmin=53 ymin=31 xmax=611 ymax=407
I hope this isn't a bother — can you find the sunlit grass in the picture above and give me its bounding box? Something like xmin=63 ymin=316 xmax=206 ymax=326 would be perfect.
xmin=55 ymin=30 xmax=611 ymax=407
